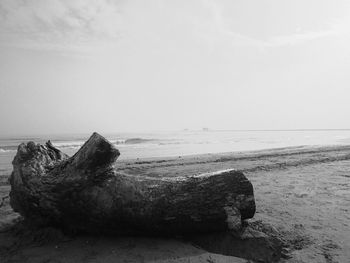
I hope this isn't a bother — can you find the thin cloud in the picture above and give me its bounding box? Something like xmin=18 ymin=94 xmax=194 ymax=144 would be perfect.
xmin=264 ymin=30 xmax=339 ymax=47
xmin=0 ymin=0 xmax=123 ymax=51
xmin=1 ymin=0 xmax=349 ymax=53
xmin=200 ymin=0 xmax=350 ymax=48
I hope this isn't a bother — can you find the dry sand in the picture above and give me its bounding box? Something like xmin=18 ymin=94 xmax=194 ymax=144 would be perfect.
xmin=1 ymin=145 xmax=350 ymax=262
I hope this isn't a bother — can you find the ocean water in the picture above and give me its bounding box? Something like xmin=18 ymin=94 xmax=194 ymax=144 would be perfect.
xmin=1 ymin=130 xmax=350 ymax=176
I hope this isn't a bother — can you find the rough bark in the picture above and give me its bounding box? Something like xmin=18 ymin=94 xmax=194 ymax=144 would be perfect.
xmin=9 ymin=132 xmax=255 ymax=235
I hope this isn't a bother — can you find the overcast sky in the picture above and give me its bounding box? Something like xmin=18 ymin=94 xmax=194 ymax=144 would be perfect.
xmin=1 ymin=0 xmax=350 ymax=135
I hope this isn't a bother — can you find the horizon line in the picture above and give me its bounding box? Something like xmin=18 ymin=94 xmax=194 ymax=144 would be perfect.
xmin=1 ymin=128 xmax=350 ymax=138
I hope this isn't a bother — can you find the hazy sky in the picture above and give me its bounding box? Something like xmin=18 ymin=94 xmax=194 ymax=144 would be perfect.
xmin=1 ymin=0 xmax=350 ymax=135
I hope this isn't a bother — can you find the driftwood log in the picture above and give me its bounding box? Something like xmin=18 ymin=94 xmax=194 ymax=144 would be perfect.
xmin=9 ymin=133 xmax=255 ymax=235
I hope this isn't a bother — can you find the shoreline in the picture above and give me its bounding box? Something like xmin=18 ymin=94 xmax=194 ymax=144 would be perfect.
xmin=116 ymin=144 xmax=350 ymax=177
xmin=106 ymin=143 xmax=350 ymax=165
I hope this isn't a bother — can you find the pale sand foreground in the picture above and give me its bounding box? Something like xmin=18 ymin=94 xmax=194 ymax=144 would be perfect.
xmin=1 ymin=145 xmax=350 ymax=262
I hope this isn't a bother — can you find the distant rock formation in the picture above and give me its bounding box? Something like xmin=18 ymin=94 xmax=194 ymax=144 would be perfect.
xmin=9 ymin=132 xmax=255 ymax=235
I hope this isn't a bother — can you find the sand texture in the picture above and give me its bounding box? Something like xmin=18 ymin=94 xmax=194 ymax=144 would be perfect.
xmin=1 ymin=145 xmax=350 ymax=262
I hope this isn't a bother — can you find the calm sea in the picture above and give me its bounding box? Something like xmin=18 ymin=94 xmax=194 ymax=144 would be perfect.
xmin=1 ymin=130 xmax=350 ymax=176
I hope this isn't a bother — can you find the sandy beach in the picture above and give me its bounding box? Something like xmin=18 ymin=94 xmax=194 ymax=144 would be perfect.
xmin=1 ymin=145 xmax=350 ymax=262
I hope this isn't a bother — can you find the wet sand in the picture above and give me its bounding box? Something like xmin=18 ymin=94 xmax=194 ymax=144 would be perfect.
xmin=1 ymin=145 xmax=350 ymax=262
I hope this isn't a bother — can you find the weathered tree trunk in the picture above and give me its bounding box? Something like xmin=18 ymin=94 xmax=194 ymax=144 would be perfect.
xmin=9 ymin=133 xmax=255 ymax=235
